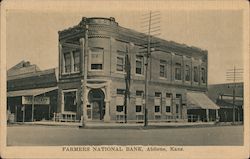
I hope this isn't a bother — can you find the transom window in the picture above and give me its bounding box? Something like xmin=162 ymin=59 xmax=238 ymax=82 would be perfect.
xmin=90 ymin=47 xmax=104 ymax=70
xmin=136 ymin=55 xmax=144 ymax=75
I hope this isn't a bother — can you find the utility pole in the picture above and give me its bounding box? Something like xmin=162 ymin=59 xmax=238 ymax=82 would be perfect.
xmin=140 ymin=11 xmax=161 ymax=127
xmin=226 ymin=66 xmax=243 ymax=124
xmin=80 ymin=24 xmax=89 ymax=127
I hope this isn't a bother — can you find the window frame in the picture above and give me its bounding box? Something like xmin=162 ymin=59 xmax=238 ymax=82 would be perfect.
xmin=175 ymin=63 xmax=182 ymax=81
xmin=135 ymin=55 xmax=144 ymax=75
xmin=159 ymin=60 xmax=167 ymax=78
xmin=116 ymin=53 xmax=125 ymax=73
xmin=90 ymin=47 xmax=104 ymax=71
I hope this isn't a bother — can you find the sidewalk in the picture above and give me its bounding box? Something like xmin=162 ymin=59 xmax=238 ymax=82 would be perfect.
xmin=8 ymin=120 xmax=228 ymax=129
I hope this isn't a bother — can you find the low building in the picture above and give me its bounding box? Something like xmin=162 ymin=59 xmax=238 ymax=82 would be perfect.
xmin=7 ymin=61 xmax=58 ymax=122
xmin=57 ymin=17 xmax=219 ymax=123
xmin=208 ymin=82 xmax=243 ymax=122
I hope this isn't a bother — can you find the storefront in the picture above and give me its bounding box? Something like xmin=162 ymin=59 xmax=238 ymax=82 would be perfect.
xmin=7 ymin=87 xmax=58 ymax=122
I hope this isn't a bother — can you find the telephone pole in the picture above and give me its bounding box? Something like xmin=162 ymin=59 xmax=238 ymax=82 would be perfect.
xmin=226 ymin=66 xmax=243 ymax=124
xmin=140 ymin=11 xmax=161 ymax=127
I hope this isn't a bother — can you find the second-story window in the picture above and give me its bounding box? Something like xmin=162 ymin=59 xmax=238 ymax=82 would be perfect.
xmin=136 ymin=55 xmax=144 ymax=75
xmin=194 ymin=66 xmax=198 ymax=82
xmin=64 ymin=52 xmax=71 ymax=73
xmin=185 ymin=65 xmax=190 ymax=81
xmin=90 ymin=47 xmax=104 ymax=70
xmin=201 ymin=67 xmax=206 ymax=83
xmin=175 ymin=63 xmax=182 ymax=80
xmin=116 ymin=55 xmax=125 ymax=72
xmin=160 ymin=60 xmax=167 ymax=78
xmin=73 ymin=50 xmax=80 ymax=72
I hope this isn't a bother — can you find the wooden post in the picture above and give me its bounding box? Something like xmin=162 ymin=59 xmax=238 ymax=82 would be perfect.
xmin=31 ymin=96 xmax=34 ymax=122
xmin=22 ymin=105 xmax=25 ymax=122
xmin=15 ymin=105 xmax=17 ymax=122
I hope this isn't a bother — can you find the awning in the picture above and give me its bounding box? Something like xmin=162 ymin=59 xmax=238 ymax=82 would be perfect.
xmin=7 ymin=86 xmax=58 ymax=97
xmin=187 ymin=91 xmax=220 ymax=110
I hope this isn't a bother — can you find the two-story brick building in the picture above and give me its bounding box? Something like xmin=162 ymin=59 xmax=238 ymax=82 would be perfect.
xmin=57 ymin=17 xmax=219 ymax=123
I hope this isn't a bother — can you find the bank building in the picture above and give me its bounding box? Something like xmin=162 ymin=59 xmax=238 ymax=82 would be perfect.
xmin=7 ymin=17 xmax=220 ymax=123
xmin=56 ymin=16 xmax=219 ymax=124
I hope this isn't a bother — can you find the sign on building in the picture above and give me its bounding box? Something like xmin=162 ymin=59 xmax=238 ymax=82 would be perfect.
xmin=22 ymin=96 xmax=50 ymax=105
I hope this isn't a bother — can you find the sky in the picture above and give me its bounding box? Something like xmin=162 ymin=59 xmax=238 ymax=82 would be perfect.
xmin=6 ymin=10 xmax=243 ymax=84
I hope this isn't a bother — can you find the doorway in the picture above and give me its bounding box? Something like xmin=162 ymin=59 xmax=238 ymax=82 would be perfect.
xmin=88 ymin=89 xmax=105 ymax=120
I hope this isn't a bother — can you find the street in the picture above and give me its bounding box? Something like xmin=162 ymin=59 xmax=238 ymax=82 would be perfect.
xmin=7 ymin=125 xmax=243 ymax=146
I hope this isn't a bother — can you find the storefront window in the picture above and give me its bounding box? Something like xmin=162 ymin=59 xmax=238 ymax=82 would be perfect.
xmin=63 ymin=91 xmax=77 ymax=112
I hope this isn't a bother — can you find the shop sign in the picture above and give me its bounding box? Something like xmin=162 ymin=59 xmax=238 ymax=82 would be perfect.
xmin=22 ymin=96 xmax=50 ymax=105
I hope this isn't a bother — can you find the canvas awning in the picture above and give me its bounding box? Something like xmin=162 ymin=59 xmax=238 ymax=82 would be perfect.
xmin=7 ymin=86 xmax=58 ymax=97
xmin=187 ymin=91 xmax=220 ymax=110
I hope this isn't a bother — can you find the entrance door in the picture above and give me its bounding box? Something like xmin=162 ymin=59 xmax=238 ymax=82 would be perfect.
xmin=88 ymin=89 xmax=105 ymax=120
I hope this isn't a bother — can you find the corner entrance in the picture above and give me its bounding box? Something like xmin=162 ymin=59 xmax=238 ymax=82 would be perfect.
xmin=88 ymin=89 xmax=105 ymax=120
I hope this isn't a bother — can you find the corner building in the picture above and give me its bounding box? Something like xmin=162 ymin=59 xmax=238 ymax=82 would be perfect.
xmin=58 ymin=17 xmax=218 ymax=123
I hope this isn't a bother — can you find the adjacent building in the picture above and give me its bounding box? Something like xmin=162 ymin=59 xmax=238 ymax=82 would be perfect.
xmin=7 ymin=61 xmax=58 ymax=122
xmin=208 ymin=82 xmax=243 ymax=122
xmin=57 ymin=17 xmax=219 ymax=123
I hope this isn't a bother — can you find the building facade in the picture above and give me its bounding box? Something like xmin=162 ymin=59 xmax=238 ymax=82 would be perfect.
xmin=7 ymin=61 xmax=58 ymax=122
xmin=57 ymin=17 xmax=219 ymax=123
xmin=208 ymin=83 xmax=243 ymax=122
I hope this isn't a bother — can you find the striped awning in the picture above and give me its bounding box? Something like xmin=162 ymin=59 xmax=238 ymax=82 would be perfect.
xmin=187 ymin=91 xmax=220 ymax=110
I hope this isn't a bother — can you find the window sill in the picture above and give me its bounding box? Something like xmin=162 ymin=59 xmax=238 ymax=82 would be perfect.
xmin=62 ymin=71 xmax=80 ymax=75
xmin=115 ymin=71 xmax=126 ymax=74
xmin=135 ymin=74 xmax=144 ymax=77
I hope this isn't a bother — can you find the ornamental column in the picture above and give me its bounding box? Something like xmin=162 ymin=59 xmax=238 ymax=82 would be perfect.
xmin=104 ymin=81 xmax=111 ymax=122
